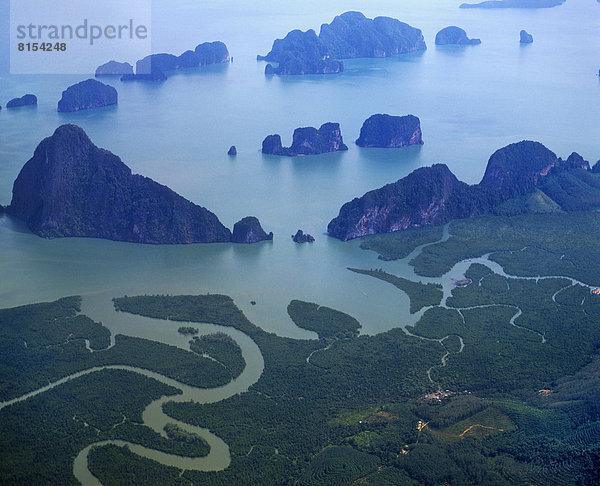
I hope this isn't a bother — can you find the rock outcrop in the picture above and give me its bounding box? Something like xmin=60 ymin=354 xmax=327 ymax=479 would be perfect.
xmin=57 ymin=79 xmax=117 ymax=112
xmin=228 ymin=146 xmax=237 ymax=156
xmin=262 ymin=123 xmax=348 ymax=156
xmin=6 ymin=94 xmax=37 ymax=108
xmin=328 ymin=164 xmax=474 ymax=240
xmin=435 ymin=27 xmax=481 ymax=45
xmin=231 ymin=217 xmax=273 ymax=243
xmin=356 ymin=114 xmax=423 ymax=148
xmin=258 ymin=11 xmax=425 ymax=75
xmin=461 ymin=0 xmax=564 ymax=8
xmin=292 ymin=230 xmax=315 ymax=243
xmin=95 ymin=61 xmax=134 ymax=76
xmin=329 ymin=140 xmax=600 ymax=240
xmin=520 ymin=30 xmax=534 ymax=43
xmin=7 ymin=125 xmax=232 ymax=244
xmin=262 ymin=135 xmax=284 ymax=155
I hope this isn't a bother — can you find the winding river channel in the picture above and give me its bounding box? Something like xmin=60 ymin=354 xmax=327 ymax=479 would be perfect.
xmin=0 ymin=225 xmax=595 ymax=485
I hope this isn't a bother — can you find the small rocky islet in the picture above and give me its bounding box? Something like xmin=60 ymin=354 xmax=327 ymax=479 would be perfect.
xmin=231 ymin=217 xmax=273 ymax=243
xmin=57 ymin=79 xmax=117 ymax=112
xmin=262 ymin=122 xmax=348 ymax=156
xmin=292 ymin=230 xmax=315 ymax=243
xmin=355 ymin=114 xmax=423 ymax=148
xmin=6 ymin=94 xmax=37 ymax=108
xmin=435 ymin=26 xmax=481 ymax=46
xmin=520 ymin=30 xmax=534 ymax=43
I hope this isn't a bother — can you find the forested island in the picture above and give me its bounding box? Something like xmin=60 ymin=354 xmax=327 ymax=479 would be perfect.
xmin=328 ymin=140 xmax=600 ymax=240
xmin=57 ymin=79 xmax=117 ymax=112
xmin=259 ymin=11 xmax=425 ymax=75
xmin=6 ymin=125 xmax=232 ymax=244
xmin=5 ymin=125 xmax=277 ymax=245
xmin=96 ymin=41 xmax=230 ymax=81
xmin=262 ymin=123 xmax=348 ymax=156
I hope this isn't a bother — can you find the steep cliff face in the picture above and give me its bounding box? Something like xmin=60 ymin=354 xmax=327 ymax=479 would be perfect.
xmin=262 ymin=123 xmax=348 ymax=156
xmin=328 ymin=164 xmax=474 ymax=241
xmin=57 ymin=79 xmax=117 ymax=112
xmin=328 ymin=141 xmax=600 ymax=240
xmin=319 ymin=11 xmax=426 ymax=58
xmin=479 ymin=141 xmax=558 ymax=197
xmin=231 ymin=217 xmax=273 ymax=243
xmin=356 ymin=114 xmax=423 ymax=148
xmin=8 ymin=125 xmax=232 ymax=244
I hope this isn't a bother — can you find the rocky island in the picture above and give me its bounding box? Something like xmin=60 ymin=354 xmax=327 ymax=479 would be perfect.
xmin=6 ymin=94 xmax=37 ymax=108
xmin=259 ymin=11 xmax=425 ymax=75
xmin=520 ymin=30 xmax=534 ymax=43
xmin=435 ymin=27 xmax=481 ymax=46
xmin=262 ymin=123 xmax=348 ymax=156
xmin=95 ymin=61 xmax=134 ymax=77
xmin=460 ymin=0 xmax=564 ymax=7
xmin=7 ymin=125 xmax=232 ymax=244
xmin=328 ymin=140 xmax=600 ymax=240
xmin=57 ymin=79 xmax=117 ymax=112
xmin=122 ymin=41 xmax=230 ymax=81
xmin=355 ymin=114 xmax=423 ymax=148
xmin=260 ymin=30 xmax=343 ymax=75
xmin=231 ymin=217 xmax=273 ymax=243
xmin=292 ymin=230 xmax=315 ymax=243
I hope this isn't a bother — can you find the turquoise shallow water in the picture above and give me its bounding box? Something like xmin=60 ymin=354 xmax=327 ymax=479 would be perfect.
xmin=0 ymin=0 xmax=599 ymax=337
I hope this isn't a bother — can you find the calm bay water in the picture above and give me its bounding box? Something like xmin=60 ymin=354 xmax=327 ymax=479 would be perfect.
xmin=0 ymin=0 xmax=599 ymax=338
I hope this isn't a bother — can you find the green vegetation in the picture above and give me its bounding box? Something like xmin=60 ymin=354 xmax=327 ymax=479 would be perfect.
xmin=116 ymin=294 xmax=441 ymax=483
xmin=0 ymin=369 xmax=185 ymax=485
xmin=437 ymin=406 xmax=516 ymax=440
xmin=348 ymin=268 xmax=443 ymax=313
xmin=287 ymin=300 xmax=360 ymax=340
xmin=359 ymin=225 xmax=443 ymax=261
xmin=297 ymin=446 xmax=379 ymax=486
xmin=178 ymin=326 xmax=198 ymax=335
xmin=408 ymin=212 xmax=600 ymax=281
xmin=89 ymin=444 xmax=189 ymax=486
xmin=6 ymin=212 xmax=600 ymax=484
xmin=0 ymin=297 xmax=234 ymax=400
xmin=189 ymin=332 xmax=245 ymax=378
